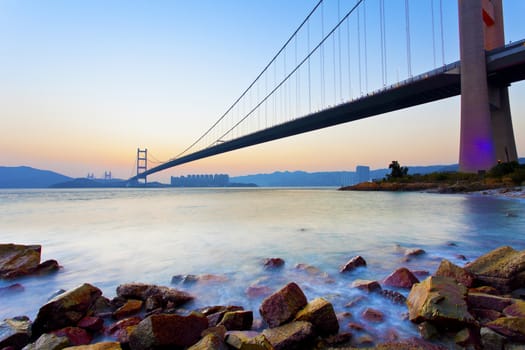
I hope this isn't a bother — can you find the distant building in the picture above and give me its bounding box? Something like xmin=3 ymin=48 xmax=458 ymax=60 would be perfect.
xmin=171 ymin=174 xmax=230 ymax=187
xmin=356 ymin=165 xmax=370 ymax=184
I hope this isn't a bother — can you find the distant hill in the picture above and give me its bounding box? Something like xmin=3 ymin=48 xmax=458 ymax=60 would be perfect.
xmin=0 ymin=166 xmax=72 ymax=188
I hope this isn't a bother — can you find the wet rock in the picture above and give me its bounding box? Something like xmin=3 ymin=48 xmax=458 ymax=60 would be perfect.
xmin=170 ymin=274 xmax=228 ymax=285
xmin=480 ymin=327 xmax=505 ymax=350
xmin=321 ymin=332 xmax=352 ymax=347
xmin=340 ymin=256 xmax=366 ymax=273
xmin=76 ymin=317 xmax=104 ymax=332
xmin=62 ymin=342 xmax=122 ymax=350
xmin=22 ymin=333 xmax=70 ymax=350
xmin=262 ymin=321 xmax=315 ymax=350
xmin=503 ymin=299 xmax=525 ymax=317
xmin=486 ymin=317 xmax=525 ymax=342
xmin=380 ymin=289 xmax=407 ymax=305
xmin=454 ymin=327 xmax=481 ymax=349
xmin=204 ymin=306 xmax=244 ymax=327
xmin=347 ymin=322 xmax=365 ymax=331
xmin=259 ymin=282 xmax=307 ymax=328
xmin=351 ymin=279 xmax=381 ymax=293
xmin=467 ymin=293 xmax=513 ymax=312
xmin=91 ymin=296 xmax=113 ymax=317
xmin=52 ymin=327 xmax=92 ymax=346
xmin=0 ymin=284 xmax=24 ymax=296
xmin=0 ymin=316 xmax=32 ymax=350
xmin=32 ymin=283 xmax=102 ymax=337
xmin=294 ymin=297 xmax=339 ymax=336
xmin=217 ymin=310 xmax=253 ymax=331
xmin=345 ymin=295 xmax=366 ymax=308
xmin=0 ymin=244 xmax=41 ymax=279
xmin=128 ymin=313 xmax=208 ymax=350
xmin=418 ymin=321 xmax=438 ymax=340
xmin=106 ymin=317 xmax=142 ymax=341
xmin=201 ymin=325 xmax=227 ymax=339
xmin=225 ymin=331 xmax=274 ymax=350
xmin=116 ymin=283 xmax=193 ymax=308
xmin=373 ymin=338 xmax=448 ymax=350
xmin=404 ymin=248 xmax=426 ymax=257
xmin=435 ymin=259 xmax=474 ymax=287
xmin=187 ymin=333 xmax=228 ymax=350
xmin=32 ymin=260 xmax=60 ymax=277
xmin=465 ymin=246 xmax=525 ymax=292
xmin=263 ymin=258 xmax=285 ymax=269
xmin=383 ymin=267 xmax=419 ymax=289
xmin=469 ymin=286 xmax=500 ymax=295
xmin=246 ymin=285 xmax=273 ymax=299
xmin=113 ymin=299 xmax=143 ymax=320
xmin=362 ymin=308 xmax=384 ymax=323
xmin=470 ymin=308 xmax=502 ymax=323
xmin=407 ymin=276 xmax=476 ymax=330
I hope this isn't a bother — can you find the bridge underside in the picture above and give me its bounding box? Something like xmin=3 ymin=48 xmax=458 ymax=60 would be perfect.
xmin=130 ymin=40 xmax=525 ymax=181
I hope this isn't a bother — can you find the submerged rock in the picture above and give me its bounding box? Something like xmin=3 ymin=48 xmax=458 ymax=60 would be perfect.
xmin=259 ymin=282 xmax=307 ymax=328
xmin=383 ymin=267 xmax=419 ymax=289
xmin=340 ymin=256 xmax=366 ymax=273
xmin=263 ymin=258 xmax=285 ymax=269
xmin=0 ymin=316 xmax=32 ymax=350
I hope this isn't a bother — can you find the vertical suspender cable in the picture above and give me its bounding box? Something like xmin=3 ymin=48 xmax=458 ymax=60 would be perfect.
xmin=347 ymin=12 xmax=352 ymax=99
xmin=405 ymin=0 xmax=412 ymax=77
xmin=357 ymin=6 xmax=362 ymax=95
xmin=439 ymin=0 xmax=445 ymax=66
xmin=380 ymin=0 xmax=386 ymax=86
xmin=295 ymin=35 xmax=299 ymax=117
xmin=431 ymin=0 xmax=436 ymax=68
xmin=338 ymin=0 xmax=342 ymax=102
xmin=321 ymin=1 xmax=325 ymax=107
xmin=363 ymin=0 xmax=368 ymax=92
xmin=308 ymin=20 xmax=312 ymax=113
xmin=333 ymin=29 xmax=337 ymax=104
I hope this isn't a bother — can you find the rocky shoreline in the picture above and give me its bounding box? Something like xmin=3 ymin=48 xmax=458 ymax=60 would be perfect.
xmin=1 ymin=244 xmax=525 ymax=349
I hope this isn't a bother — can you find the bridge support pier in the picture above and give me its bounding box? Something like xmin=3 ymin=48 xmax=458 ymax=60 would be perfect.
xmin=458 ymin=0 xmax=517 ymax=173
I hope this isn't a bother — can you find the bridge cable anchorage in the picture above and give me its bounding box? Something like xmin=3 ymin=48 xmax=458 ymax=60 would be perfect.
xmin=210 ymin=0 xmax=365 ymax=147
xmin=405 ymin=0 xmax=412 ymax=77
xmin=431 ymin=0 xmax=437 ymax=68
xmin=172 ymin=0 xmax=324 ymax=160
xmin=439 ymin=0 xmax=445 ymax=66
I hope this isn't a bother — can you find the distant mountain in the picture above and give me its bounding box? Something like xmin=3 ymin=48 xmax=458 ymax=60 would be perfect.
xmin=0 ymin=166 xmax=72 ymax=188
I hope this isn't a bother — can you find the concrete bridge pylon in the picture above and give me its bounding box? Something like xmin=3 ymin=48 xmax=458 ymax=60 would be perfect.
xmin=458 ymin=0 xmax=518 ymax=173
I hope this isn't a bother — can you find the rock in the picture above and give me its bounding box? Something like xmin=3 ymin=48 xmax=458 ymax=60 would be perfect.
xmin=351 ymin=279 xmax=381 ymax=293
xmin=32 ymin=283 xmax=103 ymax=337
xmin=246 ymin=285 xmax=273 ymax=299
xmin=465 ymin=246 xmax=525 ymax=292
xmin=128 ymin=313 xmax=208 ymax=350
xmin=62 ymin=342 xmax=122 ymax=350
xmin=116 ymin=283 xmax=193 ymax=308
xmin=404 ymin=248 xmax=426 ymax=257
xmin=406 ymin=276 xmax=476 ymax=330
xmin=32 ymin=260 xmax=60 ymax=276
xmin=380 ymin=289 xmax=407 ymax=305
xmin=503 ymin=299 xmax=525 ymax=317
xmin=0 ymin=244 xmax=41 ymax=279
xmin=262 ymin=321 xmax=315 ymax=350
xmin=259 ymin=282 xmax=307 ymax=328
xmin=486 ymin=317 xmax=525 ymax=342
xmin=373 ymin=339 xmax=449 ymax=350
xmin=170 ymin=274 xmax=228 ymax=285
xmin=217 ymin=311 xmax=253 ymax=331
xmin=340 ymin=256 xmax=366 ymax=273
xmin=383 ymin=267 xmax=419 ymax=289
xmin=470 ymin=308 xmax=502 ymax=323
xmin=454 ymin=327 xmax=481 ymax=349
xmin=106 ymin=317 xmax=142 ymax=337
xmin=22 ymin=333 xmax=70 ymax=350
xmin=321 ymin=332 xmax=352 ymax=347
xmin=204 ymin=306 xmax=244 ymax=327
xmin=418 ymin=321 xmax=438 ymax=340
xmin=0 ymin=284 xmax=24 ymax=296
xmin=469 ymin=286 xmax=500 ymax=295
xmin=77 ymin=317 xmax=104 ymax=332
xmin=294 ymin=298 xmax=339 ymax=336
xmin=435 ymin=259 xmax=474 ymax=287
xmin=0 ymin=316 xmax=32 ymax=350
xmin=91 ymin=296 xmax=113 ymax=317
xmin=467 ymin=293 xmax=513 ymax=312
xmin=187 ymin=333 xmax=228 ymax=350
xmin=263 ymin=258 xmax=285 ymax=269
xmin=362 ymin=308 xmax=384 ymax=323
xmin=225 ymin=331 xmax=274 ymax=350
xmin=480 ymin=327 xmax=505 ymax=350
xmin=113 ymin=299 xmax=143 ymax=320
xmin=52 ymin=327 xmax=92 ymax=346
xmin=201 ymin=325 xmax=227 ymax=339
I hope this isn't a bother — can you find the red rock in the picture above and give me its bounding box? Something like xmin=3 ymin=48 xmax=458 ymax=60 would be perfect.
xmin=435 ymin=259 xmax=474 ymax=287
xmin=52 ymin=327 xmax=92 ymax=346
xmin=259 ymin=282 xmax=308 ymax=328
xmin=404 ymin=248 xmax=426 ymax=257
xmin=502 ymin=300 xmax=525 ymax=317
xmin=217 ymin=310 xmax=253 ymax=331
xmin=486 ymin=316 xmax=525 ymax=342
xmin=106 ymin=317 xmax=142 ymax=336
xmin=362 ymin=308 xmax=384 ymax=323
xmin=455 ymin=327 xmax=481 ymax=349
xmin=467 ymin=293 xmax=513 ymax=312
xmin=294 ymin=297 xmax=339 ymax=336
xmin=469 ymin=308 xmax=502 ymax=323
xmin=351 ymin=279 xmax=381 ymax=293
xmin=262 ymin=321 xmax=315 ymax=350
xmin=128 ymin=313 xmax=208 ymax=350
xmin=345 ymin=295 xmax=366 ymax=307
xmin=0 ymin=244 xmax=41 ymax=278
xmin=340 ymin=256 xmax=366 ymax=273
xmin=264 ymin=258 xmax=285 ymax=269
xmin=113 ymin=299 xmax=143 ymax=319
xmin=246 ymin=285 xmax=273 ymax=299
xmin=383 ymin=267 xmax=419 ymax=289
xmin=348 ymin=322 xmax=365 ymax=331
xmin=380 ymin=289 xmax=407 ymax=305
xmin=77 ymin=316 xmax=104 ymax=332
xmin=469 ymin=286 xmax=500 ymax=295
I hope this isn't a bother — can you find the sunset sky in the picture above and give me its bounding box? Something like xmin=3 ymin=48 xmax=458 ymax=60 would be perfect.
xmin=1 ymin=0 xmax=524 ymax=183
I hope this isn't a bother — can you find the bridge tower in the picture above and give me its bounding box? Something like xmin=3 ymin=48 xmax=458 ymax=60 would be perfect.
xmin=136 ymin=148 xmax=148 ymax=185
xmin=458 ymin=0 xmax=517 ymax=172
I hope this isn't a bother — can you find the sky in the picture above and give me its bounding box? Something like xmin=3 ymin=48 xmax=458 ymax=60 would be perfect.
xmin=1 ymin=0 xmax=524 ymax=183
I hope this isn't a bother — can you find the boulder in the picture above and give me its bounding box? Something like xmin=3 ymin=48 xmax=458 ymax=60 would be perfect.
xmin=404 ymin=248 xmax=426 ymax=257
xmin=225 ymin=331 xmax=274 ymax=350
xmin=0 ymin=244 xmax=41 ymax=276
xmin=503 ymin=300 xmax=525 ymax=317
xmin=362 ymin=308 xmax=384 ymax=323
xmin=406 ymin=276 xmax=476 ymax=330
xmin=263 ymin=258 xmax=285 ymax=269
xmin=383 ymin=267 xmax=419 ymax=289
xmin=246 ymin=285 xmax=273 ymax=299
xmin=262 ymin=321 xmax=315 ymax=350
xmin=62 ymin=342 xmax=122 ymax=350
xmin=113 ymin=300 xmax=143 ymax=320
xmin=294 ymin=298 xmax=339 ymax=336
xmin=106 ymin=317 xmax=142 ymax=337
xmin=340 ymin=256 xmax=366 ymax=273
xmin=32 ymin=283 xmax=102 ymax=337
xmin=380 ymin=289 xmax=407 ymax=305
xmin=466 ymin=293 xmax=513 ymax=312
xmin=259 ymin=283 xmax=307 ymax=328
xmin=217 ymin=311 xmax=253 ymax=331
xmin=116 ymin=283 xmax=193 ymax=308
xmin=0 ymin=316 xmax=32 ymax=350
xmin=351 ymin=279 xmax=381 ymax=293
xmin=187 ymin=333 xmax=228 ymax=350
xmin=22 ymin=333 xmax=70 ymax=350
xmin=76 ymin=317 xmax=103 ymax=333
xmin=435 ymin=259 xmax=474 ymax=287
xmin=203 ymin=306 xmax=244 ymax=327
xmin=52 ymin=328 xmax=91 ymax=346
xmin=486 ymin=316 xmax=525 ymax=342
xmin=465 ymin=246 xmax=525 ymax=292
xmin=480 ymin=327 xmax=505 ymax=350
xmin=128 ymin=313 xmax=208 ymax=350
xmin=454 ymin=327 xmax=481 ymax=349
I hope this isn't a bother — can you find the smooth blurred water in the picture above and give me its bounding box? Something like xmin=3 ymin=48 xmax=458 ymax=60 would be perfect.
xmin=1 ymin=188 xmax=524 ymax=339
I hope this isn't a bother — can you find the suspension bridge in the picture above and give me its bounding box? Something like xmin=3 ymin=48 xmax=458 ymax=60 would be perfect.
xmin=129 ymin=0 xmax=525 ymax=184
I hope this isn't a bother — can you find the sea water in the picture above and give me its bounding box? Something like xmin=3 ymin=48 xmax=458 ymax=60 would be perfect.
xmin=1 ymin=188 xmax=524 ymax=339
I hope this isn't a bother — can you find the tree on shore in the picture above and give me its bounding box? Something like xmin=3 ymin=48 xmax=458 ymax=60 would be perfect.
xmin=387 ymin=161 xmax=408 ymax=179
